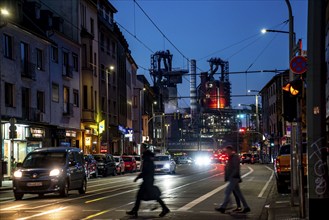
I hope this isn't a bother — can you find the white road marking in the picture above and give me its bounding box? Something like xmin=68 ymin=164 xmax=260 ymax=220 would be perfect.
xmin=16 ymin=207 xmax=67 ymax=220
xmin=177 ymin=166 xmax=254 ymax=211
xmin=258 ymin=166 xmax=274 ymax=198
xmin=0 ymin=204 xmax=25 ymax=211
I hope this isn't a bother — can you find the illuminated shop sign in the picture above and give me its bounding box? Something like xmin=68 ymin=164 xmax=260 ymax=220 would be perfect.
xmin=66 ymin=130 xmax=76 ymax=137
xmin=30 ymin=128 xmax=45 ymax=138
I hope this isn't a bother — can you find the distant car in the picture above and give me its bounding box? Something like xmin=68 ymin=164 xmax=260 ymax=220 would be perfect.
xmin=251 ymin=154 xmax=260 ymax=164
xmin=12 ymin=147 xmax=87 ymax=200
xmin=122 ymin=155 xmax=137 ymax=173
xmin=240 ymin=153 xmax=252 ymax=164
xmin=113 ymin=156 xmax=125 ymax=175
xmin=154 ymin=154 xmax=176 ymax=174
xmin=218 ymin=154 xmax=228 ymax=164
xmin=134 ymin=155 xmax=141 ymax=171
xmin=176 ymin=156 xmax=192 ymax=164
xmin=84 ymin=154 xmax=98 ymax=178
xmin=210 ymin=154 xmax=221 ymax=163
xmin=93 ymin=154 xmax=117 ymax=177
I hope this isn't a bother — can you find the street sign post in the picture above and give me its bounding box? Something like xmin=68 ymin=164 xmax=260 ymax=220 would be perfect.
xmin=289 ymin=56 xmax=307 ymax=74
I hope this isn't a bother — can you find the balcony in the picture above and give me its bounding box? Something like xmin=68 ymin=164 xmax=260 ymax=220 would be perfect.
xmin=62 ymin=65 xmax=73 ymax=79
xmin=21 ymin=61 xmax=36 ymax=80
xmin=63 ymin=103 xmax=74 ymax=117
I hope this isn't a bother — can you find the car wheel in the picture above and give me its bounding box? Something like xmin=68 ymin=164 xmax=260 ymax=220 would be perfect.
xmin=60 ymin=180 xmax=69 ymax=197
xmin=79 ymin=178 xmax=87 ymax=194
xmin=14 ymin=193 xmax=24 ymax=200
xmin=112 ymin=168 xmax=117 ymax=176
xmin=92 ymin=169 xmax=98 ymax=178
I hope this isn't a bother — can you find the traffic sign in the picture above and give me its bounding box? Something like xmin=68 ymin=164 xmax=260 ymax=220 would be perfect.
xmin=290 ymin=56 xmax=307 ymax=74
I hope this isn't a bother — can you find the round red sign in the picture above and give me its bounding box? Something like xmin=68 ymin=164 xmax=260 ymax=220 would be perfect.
xmin=290 ymin=56 xmax=307 ymax=74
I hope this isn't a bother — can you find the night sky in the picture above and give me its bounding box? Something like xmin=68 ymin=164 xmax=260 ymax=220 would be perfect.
xmin=111 ymin=0 xmax=308 ymax=108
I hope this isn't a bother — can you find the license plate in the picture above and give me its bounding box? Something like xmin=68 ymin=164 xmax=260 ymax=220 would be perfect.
xmin=155 ymin=169 xmax=161 ymax=171
xmin=27 ymin=182 xmax=43 ymax=187
xmin=126 ymin=165 xmax=130 ymax=167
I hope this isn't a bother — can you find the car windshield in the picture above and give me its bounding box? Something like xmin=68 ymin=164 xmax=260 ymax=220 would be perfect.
xmin=93 ymin=155 xmax=106 ymax=161
xmin=22 ymin=152 xmax=66 ymax=168
xmin=122 ymin=157 xmax=132 ymax=162
xmin=135 ymin=156 xmax=140 ymax=161
xmin=114 ymin=157 xmax=119 ymax=162
xmin=154 ymin=156 xmax=169 ymax=161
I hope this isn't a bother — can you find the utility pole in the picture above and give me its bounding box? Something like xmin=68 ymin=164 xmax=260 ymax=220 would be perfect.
xmin=307 ymin=0 xmax=329 ymax=218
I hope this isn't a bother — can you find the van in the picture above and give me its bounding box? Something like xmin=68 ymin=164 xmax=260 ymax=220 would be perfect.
xmin=12 ymin=147 xmax=87 ymax=200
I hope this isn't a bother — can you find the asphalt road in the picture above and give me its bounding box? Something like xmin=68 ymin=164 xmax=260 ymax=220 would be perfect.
xmin=0 ymin=163 xmax=274 ymax=220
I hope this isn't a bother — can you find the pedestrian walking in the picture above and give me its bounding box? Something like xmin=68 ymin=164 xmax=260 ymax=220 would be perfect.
xmin=126 ymin=150 xmax=170 ymax=218
xmin=215 ymin=145 xmax=250 ymax=213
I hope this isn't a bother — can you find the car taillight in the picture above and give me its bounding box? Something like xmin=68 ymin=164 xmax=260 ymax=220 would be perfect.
xmin=275 ymin=158 xmax=281 ymax=173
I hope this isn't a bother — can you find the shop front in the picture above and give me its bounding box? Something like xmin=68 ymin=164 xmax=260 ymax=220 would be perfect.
xmin=3 ymin=124 xmax=45 ymax=177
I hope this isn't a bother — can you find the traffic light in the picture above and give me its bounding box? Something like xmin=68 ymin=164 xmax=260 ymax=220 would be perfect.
xmin=9 ymin=118 xmax=17 ymax=139
xmin=269 ymin=138 xmax=275 ymax=147
xmin=282 ymin=78 xmax=303 ymax=97
xmin=282 ymin=78 xmax=304 ymax=122
xmin=239 ymin=127 xmax=246 ymax=133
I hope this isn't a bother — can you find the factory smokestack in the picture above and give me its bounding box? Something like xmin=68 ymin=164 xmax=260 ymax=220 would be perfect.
xmin=190 ymin=59 xmax=197 ymax=127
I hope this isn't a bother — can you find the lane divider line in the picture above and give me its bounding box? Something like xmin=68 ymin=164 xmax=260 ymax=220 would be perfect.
xmin=177 ymin=166 xmax=254 ymax=211
xmin=258 ymin=165 xmax=274 ymax=198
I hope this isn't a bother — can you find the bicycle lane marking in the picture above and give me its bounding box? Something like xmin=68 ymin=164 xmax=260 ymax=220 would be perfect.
xmin=258 ymin=166 xmax=274 ymax=198
xmin=177 ymin=166 xmax=254 ymax=211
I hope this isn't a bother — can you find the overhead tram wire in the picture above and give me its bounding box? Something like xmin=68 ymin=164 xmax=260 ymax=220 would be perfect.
xmin=198 ymin=20 xmax=289 ymax=62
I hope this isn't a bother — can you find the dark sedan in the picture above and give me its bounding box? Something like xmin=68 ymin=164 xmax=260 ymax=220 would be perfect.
xmin=93 ymin=154 xmax=116 ymax=177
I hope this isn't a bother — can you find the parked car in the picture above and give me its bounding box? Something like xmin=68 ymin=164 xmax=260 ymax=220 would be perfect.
xmin=84 ymin=154 xmax=98 ymax=178
xmin=113 ymin=156 xmax=125 ymax=175
xmin=122 ymin=155 xmax=137 ymax=173
xmin=134 ymin=155 xmax=141 ymax=171
xmin=240 ymin=153 xmax=252 ymax=164
xmin=154 ymin=154 xmax=176 ymax=174
xmin=93 ymin=154 xmax=116 ymax=177
xmin=274 ymin=143 xmax=307 ymax=193
xmin=12 ymin=147 xmax=87 ymax=200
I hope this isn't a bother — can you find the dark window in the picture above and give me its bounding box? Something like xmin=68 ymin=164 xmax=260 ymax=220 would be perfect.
xmin=4 ymin=34 xmax=13 ymax=59
xmin=63 ymin=51 xmax=69 ymax=67
xmin=20 ymin=42 xmax=29 ymax=71
xmin=72 ymin=53 xmax=78 ymax=71
xmin=51 ymin=46 xmax=58 ymax=63
xmin=100 ymin=32 xmax=104 ymax=51
xmin=52 ymin=83 xmax=59 ymax=102
xmin=37 ymin=91 xmax=45 ymax=112
xmin=73 ymin=89 xmax=79 ymax=107
xmin=5 ymin=82 xmax=15 ymax=107
xmin=36 ymin=48 xmax=43 ymax=70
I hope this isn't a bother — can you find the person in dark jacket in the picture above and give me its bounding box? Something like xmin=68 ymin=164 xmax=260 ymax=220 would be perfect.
xmin=215 ymin=145 xmax=250 ymax=214
xmin=126 ymin=150 xmax=170 ymax=218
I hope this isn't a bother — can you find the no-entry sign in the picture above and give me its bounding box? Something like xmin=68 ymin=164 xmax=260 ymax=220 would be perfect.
xmin=290 ymin=56 xmax=307 ymax=74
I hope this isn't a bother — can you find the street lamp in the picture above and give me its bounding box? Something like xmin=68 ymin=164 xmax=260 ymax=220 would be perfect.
xmin=0 ymin=6 xmax=10 ymax=187
xmin=106 ymin=65 xmax=115 ymax=153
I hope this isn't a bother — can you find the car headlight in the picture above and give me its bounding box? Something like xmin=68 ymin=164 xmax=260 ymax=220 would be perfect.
xmin=164 ymin=163 xmax=170 ymax=169
xmin=195 ymin=156 xmax=211 ymax=166
xmin=49 ymin=168 xmax=61 ymax=176
xmin=14 ymin=170 xmax=22 ymax=178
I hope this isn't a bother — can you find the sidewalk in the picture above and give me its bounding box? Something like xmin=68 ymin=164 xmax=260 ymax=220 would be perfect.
xmin=261 ymin=179 xmax=308 ymax=220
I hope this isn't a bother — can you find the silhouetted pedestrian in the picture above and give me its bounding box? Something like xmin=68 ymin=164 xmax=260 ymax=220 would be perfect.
xmin=126 ymin=150 xmax=170 ymax=218
xmin=215 ymin=146 xmax=250 ymax=213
